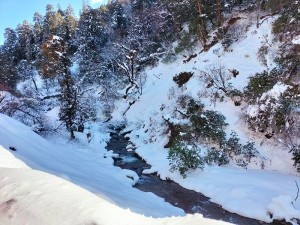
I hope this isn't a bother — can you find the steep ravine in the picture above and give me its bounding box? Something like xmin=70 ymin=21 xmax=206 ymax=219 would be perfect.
xmin=106 ymin=128 xmax=291 ymax=225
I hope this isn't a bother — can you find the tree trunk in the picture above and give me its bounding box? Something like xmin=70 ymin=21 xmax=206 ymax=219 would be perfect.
xmin=196 ymin=0 xmax=207 ymax=47
xmin=70 ymin=129 xmax=75 ymax=140
xmin=217 ymin=0 xmax=223 ymax=27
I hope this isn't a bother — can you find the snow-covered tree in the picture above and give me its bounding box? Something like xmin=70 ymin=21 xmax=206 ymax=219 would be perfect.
xmin=75 ymin=5 xmax=107 ymax=83
xmin=0 ymin=28 xmax=19 ymax=88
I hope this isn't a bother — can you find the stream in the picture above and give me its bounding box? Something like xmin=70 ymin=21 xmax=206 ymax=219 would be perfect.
xmin=106 ymin=129 xmax=291 ymax=225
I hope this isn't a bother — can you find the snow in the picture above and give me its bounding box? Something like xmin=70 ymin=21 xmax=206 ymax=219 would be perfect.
xmin=0 ymin=168 xmax=231 ymax=225
xmin=1 ymin=13 xmax=298 ymax=225
xmin=246 ymin=105 xmax=260 ymax=118
xmin=52 ymin=35 xmax=62 ymax=40
xmin=267 ymin=195 xmax=300 ymax=222
xmin=0 ymin=113 xmax=232 ymax=225
xmin=260 ymin=82 xmax=289 ymax=101
xmin=292 ymin=35 xmax=300 ymax=45
xmin=0 ymin=145 xmax=29 ymax=169
xmin=0 ymin=113 xmax=183 ymax=218
xmin=110 ymin=15 xmax=300 ymax=223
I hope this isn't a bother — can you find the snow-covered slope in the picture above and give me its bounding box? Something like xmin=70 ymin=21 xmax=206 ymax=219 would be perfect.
xmin=0 ymin=113 xmax=235 ymax=224
xmin=111 ymin=16 xmax=300 ymax=223
xmin=0 ymin=113 xmax=184 ymax=217
xmin=0 ymin=152 xmax=231 ymax=225
xmin=1 ymin=13 xmax=299 ymax=225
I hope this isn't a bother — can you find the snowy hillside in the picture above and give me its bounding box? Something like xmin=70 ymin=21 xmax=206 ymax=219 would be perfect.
xmin=1 ymin=0 xmax=300 ymax=224
xmin=0 ymin=113 xmax=235 ymax=225
xmin=111 ymin=15 xmax=300 ymax=223
xmin=0 ymin=113 xmax=184 ymax=217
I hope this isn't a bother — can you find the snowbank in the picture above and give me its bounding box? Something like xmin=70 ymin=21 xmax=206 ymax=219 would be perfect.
xmin=0 ymin=167 xmax=231 ymax=225
xmin=0 ymin=113 xmax=183 ymax=217
xmin=0 ymin=113 xmax=236 ymax=224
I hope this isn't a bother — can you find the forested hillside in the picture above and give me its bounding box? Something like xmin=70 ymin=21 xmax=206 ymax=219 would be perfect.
xmin=1 ymin=0 xmax=300 ymax=170
xmin=1 ymin=0 xmax=300 ymax=223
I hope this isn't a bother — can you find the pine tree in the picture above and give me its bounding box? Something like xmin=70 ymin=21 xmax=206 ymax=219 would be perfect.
xmin=64 ymin=5 xmax=78 ymax=54
xmin=76 ymin=5 xmax=107 ymax=82
xmin=42 ymin=4 xmax=57 ymax=39
xmin=40 ymin=35 xmax=77 ymax=139
xmin=33 ymin=12 xmax=43 ymax=43
xmin=108 ymin=1 xmax=128 ymax=38
xmin=0 ymin=28 xmax=19 ymax=87
xmin=16 ymin=20 xmax=35 ymax=62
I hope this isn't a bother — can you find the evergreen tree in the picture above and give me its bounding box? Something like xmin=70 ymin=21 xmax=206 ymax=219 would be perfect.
xmin=41 ymin=35 xmax=77 ymax=139
xmin=16 ymin=20 xmax=35 ymax=62
xmin=0 ymin=28 xmax=19 ymax=87
xmin=190 ymin=110 xmax=228 ymax=146
xmin=76 ymin=5 xmax=107 ymax=82
xmin=42 ymin=4 xmax=57 ymax=39
xmin=64 ymin=5 xmax=78 ymax=54
xmin=33 ymin=12 xmax=44 ymax=43
xmin=108 ymin=1 xmax=128 ymax=38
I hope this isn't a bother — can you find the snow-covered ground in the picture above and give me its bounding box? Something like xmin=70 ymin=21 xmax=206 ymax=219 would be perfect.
xmin=1 ymin=14 xmax=299 ymax=225
xmin=111 ymin=16 xmax=300 ymax=223
xmin=0 ymin=113 xmax=183 ymax=218
xmin=0 ymin=113 xmax=235 ymax=225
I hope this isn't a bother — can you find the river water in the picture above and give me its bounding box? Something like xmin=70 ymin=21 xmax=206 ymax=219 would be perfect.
xmin=106 ymin=130 xmax=291 ymax=225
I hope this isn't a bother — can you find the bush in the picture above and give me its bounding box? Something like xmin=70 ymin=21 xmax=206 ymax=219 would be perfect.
xmin=168 ymin=140 xmax=204 ymax=178
xmin=245 ymin=83 xmax=299 ymax=135
xmin=244 ymin=69 xmax=278 ymax=103
xmin=257 ymin=45 xmax=269 ymax=67
xmin=241 ymin=141 xmax=258 ymax=163
xmin=291 ymin=146 xmax=300 ymax=172
xmin=173 ymin=72 xmax=194 ymax=87
xmin=187 ymin=99 xmax=204 ymax=116
xmin=190 ymin=110 xmax=228 ymax=146
xmin=266 ymin=0 xmax=300 ymax=41
xmin=236 ymin=159 xmax=248 ymax=168
xmin=162 ymin=51 xmax=177 ymax=64
xmin=174 ymin=30 xmax=198 ymax=54
xmin=272 ymin=15 xmax=289 ymax=35
xmin=224 ymin=131 xmax=242 ymax=159
xmin=205 ymin=147 xmax=229 ymax=166
xmin=228 ymin=89 xmax=243 ymax=106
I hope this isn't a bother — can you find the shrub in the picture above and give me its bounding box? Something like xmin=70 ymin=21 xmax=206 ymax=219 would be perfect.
xmin=291 ymin=146 xmax=300 ymax=172
xmin=162 ymin=51 xmax=177 ymax=64
xmin=257 ymin=45 xmax=269 ymax=67
xmin=173 ymin=72 xmax=193 ymax=87
xmin=174 ymin=30 xmax=198 ymax=54
xmin=205 ymin=147 xmax=229 ymax=166
xmin=224 ymin=131 xmax=242 ymax=159
xmin=187 ymin=99 xmax=204 ymax=116
xmin=190 ymin=110 xmax=228 ymax=146
xmin=245 ymin=83 xmax=299 ymax=135
xmin=241 ymin=141 xmax=258 ymax=163
xmin=221 ymin=35 xmax=235 ymax=49
xmin=227 ymin=89 xmax=243 ymax=106
xmin=177 ymin=95 xmax=193 ymax=110
xmin=272 ymin=15 xmax=289 ymax=35
xmin=244 ymin=69 xmax=278 ymax=103
xmin=236 ymin=159 xmax=248 ymax=168
xmin=200 ymin=64 xmax=231 ymax=94
xmin=275 ymin=45 xmax=300 ymax=77
xmin=168 ymin=140 xmax=204 ymax=178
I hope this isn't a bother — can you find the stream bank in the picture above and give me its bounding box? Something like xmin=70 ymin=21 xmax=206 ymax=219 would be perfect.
xmin=106 ymin=129 xmax=291 ymax=225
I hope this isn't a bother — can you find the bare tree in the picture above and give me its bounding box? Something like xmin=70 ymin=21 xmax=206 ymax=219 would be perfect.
xmin=199 ymin=64 xmax=231 ymax=94
xmin=197 ymin=64 xmax=231 ymax=105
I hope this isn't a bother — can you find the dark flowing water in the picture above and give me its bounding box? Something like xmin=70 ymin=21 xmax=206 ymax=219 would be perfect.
xmin=106 ymin=130 xmax=291 ymax=225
